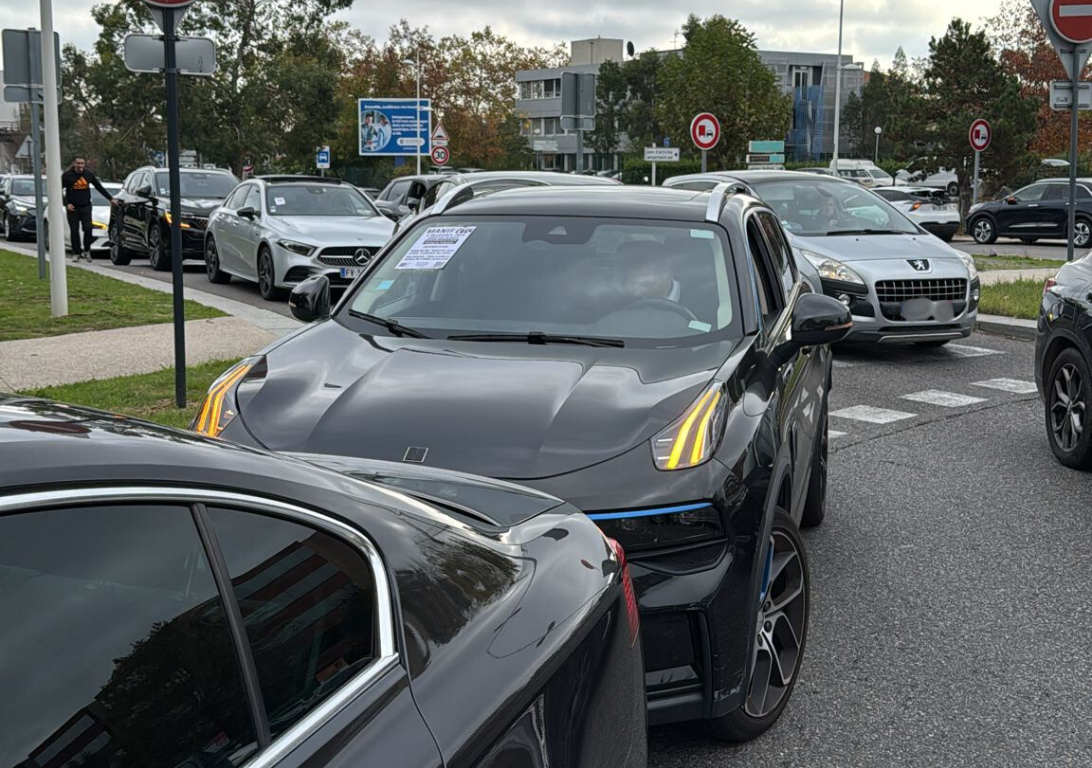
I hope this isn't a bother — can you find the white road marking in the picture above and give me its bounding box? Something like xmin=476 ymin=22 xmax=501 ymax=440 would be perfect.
xmin=944 ymin=344 xmax=1004 ymax=358
xmin=971 ymin=378 xmax=1038 ymax=395
xmin=831 ymin=405 xmax=917 ymax=424
xmin=830 ymin=430 xmax=848 ymax=439
xmin=902 ymin=390 xmax=988 ymax=408
xmin=832 ymin=359 xmax=857 ymax=369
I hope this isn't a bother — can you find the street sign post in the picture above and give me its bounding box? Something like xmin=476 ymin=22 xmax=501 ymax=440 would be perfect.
xmin=644 ymin=146 xmax=680 ymax=186
xmin=1031 ymin=0 xmax=1092 ymax=261
xmin=316 ymin=146 xmax=330 ymax=175
xmin=1051 ymin=79 xmax=1092 ymax=109
xmin=691 ymin=113 xmax=721 ymax=173
xmin=969 ymin=118 xmax=991 ymax=207
xmin=123 ymin=34 xmax=216 ymax=75
xmin=430 ymin=145 xmax=450 ymax=166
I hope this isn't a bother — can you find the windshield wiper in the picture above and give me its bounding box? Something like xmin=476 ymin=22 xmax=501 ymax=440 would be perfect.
xmin=348 ymin=310 xmax=430 ymax=339
xmin=825 ymin=229 xmax=905 ymax=236
xmin=447 ymin=332 xmax=625 ymax=348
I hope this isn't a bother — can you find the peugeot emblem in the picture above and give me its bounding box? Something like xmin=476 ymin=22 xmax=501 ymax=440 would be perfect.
xmin=908 ymin=259 xmax=930 ymax=272
xmin=353 ymin=247 xmax=371 ymax=266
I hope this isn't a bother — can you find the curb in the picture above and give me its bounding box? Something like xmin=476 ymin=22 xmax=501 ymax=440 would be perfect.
xmin=3 ymin=243 xmax=302 ymax=337
xmin=975 ymin=313 xmax=1037 ymax=341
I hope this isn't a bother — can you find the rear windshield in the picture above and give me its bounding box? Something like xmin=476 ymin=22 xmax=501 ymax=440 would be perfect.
xmin=343 ymin=216 xmax=740 ymax=347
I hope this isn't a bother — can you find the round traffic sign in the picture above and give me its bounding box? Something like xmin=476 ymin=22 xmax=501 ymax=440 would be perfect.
xmin=430 ymin=145 xmax=450 ymax=166
xmin=143 ymin=0 xmax=198 ymax=7
xmin=1052 ymin=0 xmax=1092 ymax=44
xmin=690 ymin=113 xmax=721 ymax=151
xmin=969 ymin=118 xmax=992 ymax=152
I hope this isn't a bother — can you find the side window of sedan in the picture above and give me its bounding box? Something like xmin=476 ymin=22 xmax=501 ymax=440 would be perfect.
xmin=1042 ymin=185 xmax=1066 ymax=201
xmin=1013 ymin=184 xmax=1047 ymax=203
xmin=243 ymin=186 xmax=262 ymax=213
xmin=226 ymin=185 xmax=251 ymax=210
xmin=756 ymin=211 xmax=798 ymax=294
xmin=0 ymin=504 xmax=260 ymax=768
xmin=206 ymin=507 xmax=379 ymax=739
xmin=745 ymin=216 xmax=786 ymax=324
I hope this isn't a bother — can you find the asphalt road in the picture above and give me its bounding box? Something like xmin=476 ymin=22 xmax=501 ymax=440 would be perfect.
xmin=650 ymin=334 xmax=1092 ymax=767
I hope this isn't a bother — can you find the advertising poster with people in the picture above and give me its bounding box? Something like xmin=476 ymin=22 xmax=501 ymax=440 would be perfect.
xmin=358 ymin=98 xmax=432 ymax=156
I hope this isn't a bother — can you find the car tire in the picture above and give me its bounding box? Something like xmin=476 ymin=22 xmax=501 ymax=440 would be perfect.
xmin=800 ymin=410 xmax=828 ymax=528
xmin=1074 ymin=218 xmax=1092 ymax=249
xmin=705 ymin=508 xmax=809 ymax=743
xmin=946 ymin=182 xmax=959 ymax=197
xmin=4 ymin=214 xmax=18 ymax=242
xmin=257 ymin=247 xmax=284 ymax=301
xmin=148 ymin=222 xmax=171 ymax=272
xmin=1045 ymin=347 xmax=1092 ymax=470
xmin=109 ymin=220 xmax=132 ymax=266
xmin=205 ymin=238 xmax=231 ymax=284
xmin=971 ymin=216 xmax=997 ymax=245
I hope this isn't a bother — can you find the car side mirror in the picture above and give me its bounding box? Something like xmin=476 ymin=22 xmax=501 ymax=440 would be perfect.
xmin=289 ymin=275 xmax=331 ymax=322
xmin=405 ymin=197 xmax=421 ymax=212
xmin=237 ymin=206 xmax=257 ymax=220
xmin=771 ymin=293 xmax=852 ymax=367
xmin=136 ymin=185 xmax=154 ymax=199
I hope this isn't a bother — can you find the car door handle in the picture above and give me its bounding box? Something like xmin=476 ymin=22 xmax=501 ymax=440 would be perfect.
xmin=1027 ymin=204 xmax=1039 ymax=208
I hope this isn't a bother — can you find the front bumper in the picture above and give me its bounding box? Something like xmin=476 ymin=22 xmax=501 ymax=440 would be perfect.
xmin=273 ymin=244 xmax=384 ymax=290
xmin=6 ymin=211 xmax=37 ymax=238
xmin=919 ymin=221 xmax=960 ymax=240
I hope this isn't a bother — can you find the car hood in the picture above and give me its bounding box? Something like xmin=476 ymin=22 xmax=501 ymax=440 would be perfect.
xmin=240 ymin=319 xmax=730 ymax=480
xmin=788 ymin=232 xmax=965 ymax=263
xmin=266 ymin=215 xmax=395 ymax=243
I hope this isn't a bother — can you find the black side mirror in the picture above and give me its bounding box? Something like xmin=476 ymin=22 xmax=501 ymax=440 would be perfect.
xmin=289 ymin=275 xmax=331 ymax=322
xmin=771 ymin=293 xmax=852 ymax=367
xmin=136 ymin=184 xmax=154 ymax=199
xmin=237 ymin=206 xmax=257 ymax=220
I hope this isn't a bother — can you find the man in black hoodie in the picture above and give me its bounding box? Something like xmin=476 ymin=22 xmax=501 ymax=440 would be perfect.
xmin=61 ymin=156 xmax=116 ymax=262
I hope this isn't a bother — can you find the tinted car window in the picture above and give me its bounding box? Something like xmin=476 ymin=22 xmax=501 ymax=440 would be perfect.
xmin=1013 ymin=184 xmax=1047 ymax=203
xmin=155 ymin=171 xmax=238 ymax=199
xmin=671 ymin=180 xmax=719 ymax=191
xmin=745 ymin=217 xmax=785 ymax=322
xmin=757 ymin=211 xmax=797 ymax=293
xmin=226 ymin=185 xmax=251 ymax=209
xmin=384 ymin=180 xmax=410 ymax=202
xmin=208 ymin=507 xmax=378 ymax=739
xmin=1080 ymin=185 xmax=1092 ymax=200
xmin=0 ymin=504 xmax=258 ymax=768
xmin=243 ymin=185 xmax=262 ymax=212
xmin=874 ymin=189 xmax=913 ymax=202
xmin=1042 ymin=185 xmax=1066 ymax=201
xmin=347 ymin=217 xmax=740 ymax=345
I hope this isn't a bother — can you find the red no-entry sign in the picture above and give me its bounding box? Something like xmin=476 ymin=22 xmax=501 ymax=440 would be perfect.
xmin=969 ymin=119 xmax=992 ymax=152
xmin=690 ymin=113 xmax=721 ymax=151
xmin=1052 ymin=0 xmax=1092 ymax=44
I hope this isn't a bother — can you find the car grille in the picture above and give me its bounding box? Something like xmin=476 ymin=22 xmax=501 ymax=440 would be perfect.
xmin=317 ymin=246 xmax=377 ymax=267
xmin=875 ymin=278 xmax=967 ymax=303
xmin=186 ymin=216 xmax=208 ymax=231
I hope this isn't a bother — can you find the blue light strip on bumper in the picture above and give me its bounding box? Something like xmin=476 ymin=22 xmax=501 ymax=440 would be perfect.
xmin=586 ymin=502 xmax=712 ymax=521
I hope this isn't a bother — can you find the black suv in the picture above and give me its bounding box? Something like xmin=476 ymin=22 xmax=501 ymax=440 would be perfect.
xmin=109 ymin=166 xmax=239 ymax=270
xmin=196 ymin=183 xmax=853 ymax=740
xmin=967 ymin=178 xmax=1092 ymax=246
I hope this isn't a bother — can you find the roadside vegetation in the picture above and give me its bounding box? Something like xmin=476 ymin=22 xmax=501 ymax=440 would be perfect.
xmin=978 ymin=278 xmax=1045 ymax=320
xmin=973 ymin=255 xmax=1066 ymax=271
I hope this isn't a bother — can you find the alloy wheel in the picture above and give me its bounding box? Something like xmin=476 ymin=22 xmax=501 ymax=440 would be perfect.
xmin=973 ymin=219 xmax=993 ymax=244
xmin=1075 ymin=220 xmax=1091 ymax=248
xmin=259 ymin=252 xmax=274 ymax=296
xmin=1050 ymin=363 xmax=1086 ymax=453
xmin=207 ymin=242 xmax=219 ymax=280
xmin=745 ymin=529 xmax=807 ymax=719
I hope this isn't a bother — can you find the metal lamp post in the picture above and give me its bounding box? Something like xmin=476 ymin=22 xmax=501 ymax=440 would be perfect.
xmin=874 ymin=125 xmax=882 ymax=163
xmin=403 ymin=55 xmax=422 ymax=175
xmin=831 ymin=0 xmax=845 ymax=174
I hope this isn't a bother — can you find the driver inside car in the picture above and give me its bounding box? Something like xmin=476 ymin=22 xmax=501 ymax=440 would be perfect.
xmin=620 ymin=241 xmax=682 ymax=303
xmin=817 ymin=196 xmax=855 ymax=230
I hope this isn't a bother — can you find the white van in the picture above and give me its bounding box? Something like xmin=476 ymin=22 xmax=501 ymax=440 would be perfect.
xmin=829 ymin=159 xmax=893 ymax=188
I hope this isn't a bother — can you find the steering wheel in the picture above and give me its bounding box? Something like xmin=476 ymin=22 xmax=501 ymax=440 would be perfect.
xmin=621 ymin=297 xmax=698 ymax=322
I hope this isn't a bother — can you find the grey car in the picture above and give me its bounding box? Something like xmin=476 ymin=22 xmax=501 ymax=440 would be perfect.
xmin=665 ymin=171 xmax=980 ymax=345
xmin=205 ymin=176 xmax=395 ymax=300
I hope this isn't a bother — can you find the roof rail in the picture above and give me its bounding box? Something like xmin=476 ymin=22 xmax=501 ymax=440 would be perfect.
xmin=705 ymin=182 xmax=734 ymax=223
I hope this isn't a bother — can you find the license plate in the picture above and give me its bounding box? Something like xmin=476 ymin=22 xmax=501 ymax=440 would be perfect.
xmin=339 ymin=267 xmax=364 ymax=278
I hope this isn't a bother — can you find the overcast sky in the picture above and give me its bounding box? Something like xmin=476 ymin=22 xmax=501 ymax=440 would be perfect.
xmin=0 ymin=0 xmax=1003 ymax=70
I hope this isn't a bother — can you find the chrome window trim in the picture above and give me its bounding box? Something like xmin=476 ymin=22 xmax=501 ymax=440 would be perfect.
xmin=0 ymin=486 xmax=400 ymax=766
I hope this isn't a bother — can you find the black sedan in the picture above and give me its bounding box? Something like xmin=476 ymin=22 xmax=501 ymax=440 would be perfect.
xmin=967 ymin=178 xmax=1092 ymax=246
xmin=195 ymin=184 xmax=852 ymax=740
xmin=1035 ymin=253 xmax=1092 ymax=468
xmin=2 ymin=175 xmax=41 ymax=241
xmin=0 ymin=397 xmax=646 ymax=768
xmin=109 ymin=166 xmax=239 ymax=270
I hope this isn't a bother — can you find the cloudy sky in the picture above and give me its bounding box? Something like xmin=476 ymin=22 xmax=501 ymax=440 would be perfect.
xmin=0 ymin=0 xmax=1004 ymax=69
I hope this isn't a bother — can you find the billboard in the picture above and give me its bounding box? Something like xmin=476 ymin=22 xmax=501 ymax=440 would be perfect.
xmin=358 ymin=98 xmax=432 ymax=156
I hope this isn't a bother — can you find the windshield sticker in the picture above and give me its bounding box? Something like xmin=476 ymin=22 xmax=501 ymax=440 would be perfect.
xmin=688 ymin=320 xmax=712 ymax=332
xmin=395 ymin=226 xmax=477 ymax=270
xmin=377 ymin=279 xmax=394 ymax=290
xmin=690 ymin=229 xmax=715 ymax=240
xmin=274 ymin=197 xmax=286 ymax=206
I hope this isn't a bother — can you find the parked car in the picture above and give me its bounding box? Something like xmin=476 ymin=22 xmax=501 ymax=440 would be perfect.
xmin=109 ymin=166 xmax=240 ymax=270
xmin=665 ymin=171 xmax=980 ymax=345
xmin=830 ymin=160 xmax=892 ymax=188
xmin=204 ymin=176 xmax=395 ymax=300
xmin=895 ymin=163 xmax=959 ymax=197
xmin=373 ymin=175 xmax=451 ymax=220
xmin=2 ymin=175 xmax=41 ymax=241
xmin=967 ymin=179 xmax=1092 ymax=247
xmin=42 ymin=182 xmax=122 ymax=256
xmin=0 ymin=395 xmax=647 ymax=768
xmin=872 ymin=185 xmax=960 ymax=242
xmin=1035 ymin=253 xmax=1092 ymax=469
xmin=197 ymin=182 xmax=853 ymax=741
xmin=417 ymin=170 xmax=621 ymax=211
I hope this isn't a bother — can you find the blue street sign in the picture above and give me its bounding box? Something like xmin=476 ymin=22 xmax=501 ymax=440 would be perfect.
xmin=358 ymin=98 xmax=432 ymax=157
xmin=663 ymin=136 xmax=671 ymax=147
xmin=316 ymin=149 xmax=330 ymax=169
xmin=154 ymin=150 xmax=166 ymax=167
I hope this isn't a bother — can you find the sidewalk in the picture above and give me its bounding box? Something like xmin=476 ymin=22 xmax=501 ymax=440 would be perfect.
xmin=1 ymin=244 xmax=302 ymax=391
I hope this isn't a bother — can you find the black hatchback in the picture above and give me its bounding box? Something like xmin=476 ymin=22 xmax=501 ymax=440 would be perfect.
xmin=967 ymin=179 xmax=1092 ymax=246
xmin=196 ymin=184 xmax=852 ymax=740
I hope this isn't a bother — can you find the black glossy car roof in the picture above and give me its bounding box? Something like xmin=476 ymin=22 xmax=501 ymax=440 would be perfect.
xmin=258 ymin=175 xmax=348 ymax=185
xmin=434 ymin=185 xmax=713 ymax=221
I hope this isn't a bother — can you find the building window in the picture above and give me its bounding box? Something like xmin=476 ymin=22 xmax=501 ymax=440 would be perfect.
xmin=543 ymin=78 xmax=561 ymax=98
xmin=543 ymin=117 xmax=561 ymax=135
xmin=518 ymin=80 xmax=553 ymax=100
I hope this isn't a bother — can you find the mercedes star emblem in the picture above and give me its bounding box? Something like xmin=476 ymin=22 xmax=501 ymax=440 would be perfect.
xmin=353 ymin=248 xmax=371 ymax=266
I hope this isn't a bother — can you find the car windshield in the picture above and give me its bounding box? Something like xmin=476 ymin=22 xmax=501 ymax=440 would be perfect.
xmin=344 ymin=216 xmax=739 ymax=347
xmin=266 ymin=185 xmax=378 ymax=217
xmin=11 ymin=179 xmax=36 ymax=196
xmin=749 ymin=179 xmax=920 ymax=236
xmin=155 ymin=171 xmax=238 ymax=199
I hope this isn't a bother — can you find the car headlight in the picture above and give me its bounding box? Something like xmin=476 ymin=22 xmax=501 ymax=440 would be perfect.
xmin=651 ymin=382 xmax=729 ymax=471
xmin=14 ymin=205 xmax=28 ymax=214
xmin=800 ymin=250 xmax=866 ymax=286
xmin=163 ymin=211 xmax=192 ymax=229
xmin=191 ymin=356 xmax=266 ymax=437
xmin=591 ymin=502 xmax=725 ymax=552
xmin=957 ymin=253 xmax=979 ymax=280
xmin=277 ymin=239 xmax=315 ymax=256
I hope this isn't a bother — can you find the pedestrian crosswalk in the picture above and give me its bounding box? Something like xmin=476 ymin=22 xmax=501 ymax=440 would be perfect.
xmin=830 ymin=405 xmax=916 ymax=424
xmin=901 ymin=390 xmax=987 ymax=408
xmin=971 ymin=378 xmax=1039 ymax=394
